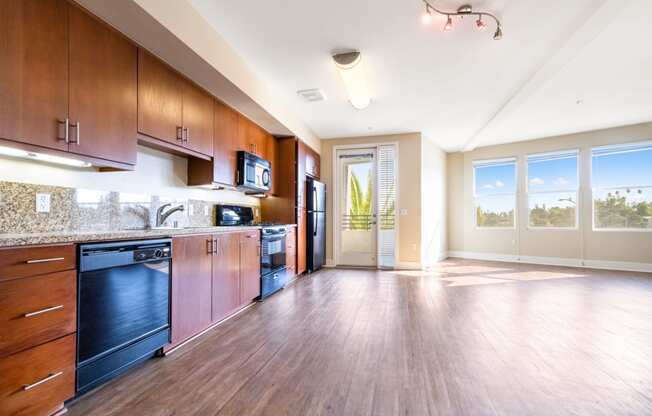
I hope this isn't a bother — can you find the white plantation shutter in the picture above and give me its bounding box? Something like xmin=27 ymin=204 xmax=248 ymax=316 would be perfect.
xmin=377 ymin=144 xmax=397 ymax=268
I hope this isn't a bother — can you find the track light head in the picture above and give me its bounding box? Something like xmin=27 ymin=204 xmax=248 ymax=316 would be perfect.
xmin=493 ymin=25 xmax=503 ymax=40
xmin=422 ymin=6 xmax=432 ymax=25
xmin=476 ymin=16 xmax=486 ymax=31
xmin=444 ymin=15 xmax=453 ymax=31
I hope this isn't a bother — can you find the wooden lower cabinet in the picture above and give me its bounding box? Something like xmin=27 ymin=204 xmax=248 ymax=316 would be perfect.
xmin=286 ymin=226 xmax=297 ymax=277
xmin=211 ymin=233 xmax=240 ymax=323
xmin=239 ymin=231 xmax=261 ymax=303
xmin=170 ymin=231 xmax=261 ymax=348
xmin=171 ymin=234 xmax=213 ymax=346
xmin=297 ymin=208 xmax=307 ymax=274
xmin=0 ymin=270 xmax=76 ymax=357
xmin=0 ymin=334 xmax=76 ymax=416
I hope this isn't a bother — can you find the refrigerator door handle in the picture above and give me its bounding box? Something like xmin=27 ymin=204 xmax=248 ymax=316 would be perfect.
xmin=313 ymin=186 xmax=318 ymax=212
xmin=314 ymin=212 xmax=318 ymax=237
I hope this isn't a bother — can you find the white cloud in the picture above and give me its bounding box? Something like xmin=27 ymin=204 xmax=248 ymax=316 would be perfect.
xmin=530 ymin=177 xmax=545 ymax=186
xmin=482 ymin=184 xmax=495 ymax=189
xmin=554 ymin=177 xmax=569 ymax=186
xmin=495 ymin=180 xmax=505 ymax=188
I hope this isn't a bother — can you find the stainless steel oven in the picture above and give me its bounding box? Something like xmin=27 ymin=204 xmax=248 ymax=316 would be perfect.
xmin=236 ymin=151 xmax=271 ymax=193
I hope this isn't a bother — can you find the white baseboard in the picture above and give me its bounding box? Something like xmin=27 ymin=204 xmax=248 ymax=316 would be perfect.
xmin=395 ymin=261 xmax=422 ymax=270
xmin=447 ymin=251 xmax=652 ymax=273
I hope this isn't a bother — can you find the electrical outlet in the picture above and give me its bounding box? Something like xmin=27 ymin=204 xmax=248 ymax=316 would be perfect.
xmin=204 ymin=206 xmax=209 ymax=216
xmin=400 ymin=208 xmax=408 ymax=216
xmin=411 ymin=243 xmax=417 ymax=252
xmin=36 ymin=193 xmax=51 ymax=213
xmin=188 ymin=204 xmax=194 ymax=216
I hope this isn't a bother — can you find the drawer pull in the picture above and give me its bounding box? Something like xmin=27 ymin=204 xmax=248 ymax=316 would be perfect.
xmin=25 ymin=257 xmax=65 ymax=264
xmin=24 ymin=305 xmax=64 ymax=318
xmin=23 ymin=371 xmax=63 ymax=391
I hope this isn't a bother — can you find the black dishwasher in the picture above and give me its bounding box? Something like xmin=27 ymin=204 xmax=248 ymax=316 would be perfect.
xmin=77 ymin=239 xmax=171 ymax=394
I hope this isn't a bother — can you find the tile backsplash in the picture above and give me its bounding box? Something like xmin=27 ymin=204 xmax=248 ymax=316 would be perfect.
xmin=0 ymin=181 xmax=255 ymax=234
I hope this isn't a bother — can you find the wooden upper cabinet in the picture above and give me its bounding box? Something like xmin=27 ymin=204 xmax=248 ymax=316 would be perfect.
xmin=240 ymin=231 xmax=261 ymax=303
xmin=0 ymin=0 xmax=69 ymax=152
xmin=211 ymin=233 xmax=240 ymax=323
xmin=296 ymin=140 xmax=307 ymax=208
xmin=213 ymin=100 xmax=238 ymax=186
xmin=180 ymin=80 xmax=213 ymax=156
xmin=171 ymin=235 xmax=213 ymax=346
xmin=304 ymin=144 xmax=320 ymax=179
xmin=68 ymin=4 xmax=137 ymax=165
xmin=137 ymin=49 xmax=183 ymax=145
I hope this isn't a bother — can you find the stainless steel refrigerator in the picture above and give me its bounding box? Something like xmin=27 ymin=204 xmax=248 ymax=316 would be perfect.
xmin=306 ymin=178 xmax=326 ymax=273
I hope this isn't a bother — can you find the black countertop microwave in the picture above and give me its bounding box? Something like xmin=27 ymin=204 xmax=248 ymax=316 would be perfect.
xmin=236 ymin=151 xmax=271 ymax=193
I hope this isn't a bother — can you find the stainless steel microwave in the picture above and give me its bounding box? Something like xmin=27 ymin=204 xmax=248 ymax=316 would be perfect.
xmin=236 ymin=151 xmax=271 ymax=192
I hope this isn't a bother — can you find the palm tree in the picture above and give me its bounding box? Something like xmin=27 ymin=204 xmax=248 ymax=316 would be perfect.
xmin=348 ymin=171 xmax=373 ymax=230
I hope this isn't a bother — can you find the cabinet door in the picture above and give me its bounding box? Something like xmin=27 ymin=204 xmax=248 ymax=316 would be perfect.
xmin=171 ymin=235 xmax=213 ymax=345
xmin=0 ymin=0 xmax=69 ymax=151
xmin=211 ymin=233 xmax=240 ymax=323
xmin=297 ymin=140 xmax=307 ymax=208
xmin=297 ymin=208 xmax=307 ymax=274
xmin=68 ymin=5 xmax=137 ymax=165
xmin=181 ymin=80 xmax=213 ymax=156
xmin=213 ymin=100 xmax=238 ymax=185
xmin=137 ymin=49 xmax=183 ymax=145
xmin=239 ymin=231 xmax=261 ymax=303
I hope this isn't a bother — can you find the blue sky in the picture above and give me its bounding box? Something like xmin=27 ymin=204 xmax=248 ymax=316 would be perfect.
xmin=592 ymin=148 xmax=652 ymax=189
xmin=475 ymin=148 xmax=652 ymax=214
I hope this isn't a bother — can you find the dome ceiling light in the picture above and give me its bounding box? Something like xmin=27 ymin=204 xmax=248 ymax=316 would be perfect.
xmin=421 ymin=1 xmax=503 ymax=40
xmin=332 ymin=51 xmax=371 ymax=110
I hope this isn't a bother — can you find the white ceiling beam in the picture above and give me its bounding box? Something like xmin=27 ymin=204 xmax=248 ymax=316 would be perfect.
xmin=462 ymin=0 xmax=633 ymax=152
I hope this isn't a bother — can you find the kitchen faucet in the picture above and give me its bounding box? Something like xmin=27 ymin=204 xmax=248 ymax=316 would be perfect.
xmin=155 ymin=203 xmax=185 ymax=228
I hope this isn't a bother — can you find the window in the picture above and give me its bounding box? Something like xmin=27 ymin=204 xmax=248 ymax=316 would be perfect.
xmin=592 ymin=142 xmax=652 ymax=230
xmin=527 ymin=150 xmax=579 ymax=229
xmin=473 ymin=158 xmax=516 ymax=228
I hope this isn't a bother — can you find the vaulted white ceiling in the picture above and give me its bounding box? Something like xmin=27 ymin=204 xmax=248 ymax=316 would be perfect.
xmin=190 ymin=0 xmax=652 ymax=151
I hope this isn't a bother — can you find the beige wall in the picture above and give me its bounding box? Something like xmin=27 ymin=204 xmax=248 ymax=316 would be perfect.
xmin=447 ymin=122 xmax=652 ymax=266
xmin=321 ymin=133 xmax=423 ymax=266
xmin=421 ymin=138 xmax=447 ymax=266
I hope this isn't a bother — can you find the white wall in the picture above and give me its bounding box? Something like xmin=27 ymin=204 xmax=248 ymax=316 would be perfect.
xmin=421 ymin=137 xmax=447 ymax=267
xmin=0 ymin=146 xmax=258 ymax=206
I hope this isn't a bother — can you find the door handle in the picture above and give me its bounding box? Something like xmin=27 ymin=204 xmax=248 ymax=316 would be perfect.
xmin=23 ymin=305 xmax=64 ymax=318
xmin=314 ymin=212 xmax=318 ymax=237
xmin=26 ymin=257 xmax=65 ymax=264
xmin=23 ymin=372 xmax=63 ymax=391
xmin=70 ymin=121 xmax=80 ymax=145
xmin=58 ymin=119 xmax=69 ymax=144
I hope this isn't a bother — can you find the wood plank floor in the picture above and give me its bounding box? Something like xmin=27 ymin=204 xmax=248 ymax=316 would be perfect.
xmin=67 ymin=259 xmax=652 ymax=416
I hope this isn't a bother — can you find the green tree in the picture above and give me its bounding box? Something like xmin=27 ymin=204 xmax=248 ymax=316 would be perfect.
xmin=595 ymin=191 xmax=652 ymax=229
xmin=348 ymin=171 xmax=373 ymax=230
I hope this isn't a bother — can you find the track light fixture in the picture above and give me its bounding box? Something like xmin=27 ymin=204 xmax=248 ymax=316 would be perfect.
xmin=420 ymin=1 xmax=503 ymax=40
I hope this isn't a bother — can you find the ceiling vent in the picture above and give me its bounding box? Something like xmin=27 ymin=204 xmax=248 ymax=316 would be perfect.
xmin=297 ymin=88 xmax=326 ymax=102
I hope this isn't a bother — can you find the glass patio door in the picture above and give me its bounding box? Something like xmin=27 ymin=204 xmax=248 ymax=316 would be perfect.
xmin=336 ymin=148 xmax=377 ymax=266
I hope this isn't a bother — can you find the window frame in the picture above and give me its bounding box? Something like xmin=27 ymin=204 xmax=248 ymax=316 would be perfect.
xmin=525 ymin=149 xmax=580 ymax=231
xmin=591 ymin=140 xmax=652 ymax=233
xmin=472 ymin=157 xmax=518 ymax=230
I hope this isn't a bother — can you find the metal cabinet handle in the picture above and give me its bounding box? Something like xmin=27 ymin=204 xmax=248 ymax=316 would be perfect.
xmin=58 ymin=119 xmax=69 ymax=144
xmin=207 ymin=239 xmax=213 ymax=255
xmin=212 ymin=238 xmax=218 ymax=255
xmin=177 ymin=126 xmax=183 ymax=141
xmin=70 ymin=121 xmax=80 ymax=145
xmin=24 ymin=305 xmax=63 ymax=318
xmin=23 ymin=372 xmax=63 ymax=391
xmin=183 ymin=127 xmax=189 ymax=143
xmin=26 ymin=257 xmax=65 ymax=264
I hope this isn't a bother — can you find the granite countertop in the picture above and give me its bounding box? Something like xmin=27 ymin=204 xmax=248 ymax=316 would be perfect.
xmin=0 ymin=226 xmax=264 ymax=248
